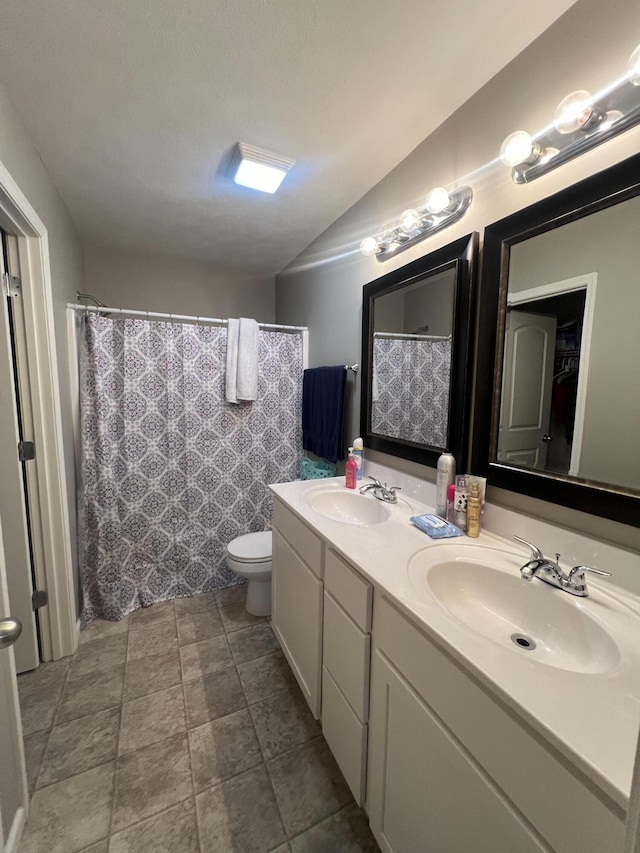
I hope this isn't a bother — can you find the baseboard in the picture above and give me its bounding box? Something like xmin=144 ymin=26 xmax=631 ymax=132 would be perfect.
xmin=4 ymin=804 xmax=26 ymax=853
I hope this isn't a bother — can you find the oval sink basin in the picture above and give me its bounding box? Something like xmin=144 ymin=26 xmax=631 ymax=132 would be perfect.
xmin=307 ymin=488 xmax=392 ymax=527
xmin=407 ymin=544 xmax=620 ymax=674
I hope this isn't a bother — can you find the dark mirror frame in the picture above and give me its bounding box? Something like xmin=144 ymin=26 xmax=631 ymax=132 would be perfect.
xmin=361 ymin=232 xmax=478 ymax=470
xmin=471 ymin=153 xmax=640 ymax=528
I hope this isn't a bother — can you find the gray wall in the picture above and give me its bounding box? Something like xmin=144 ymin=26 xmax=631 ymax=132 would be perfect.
xmin=509 ymin=196 xmax=640 ymax=490
xmin=275 ymin=0 xmax=640 ymax=551
xmin=0 ymin=78 xmax=84 ymax=603
xmin=84 ymin=243 xmax=276 ymax=321
xmin=374 ymin=269 xmax=454 ymax=335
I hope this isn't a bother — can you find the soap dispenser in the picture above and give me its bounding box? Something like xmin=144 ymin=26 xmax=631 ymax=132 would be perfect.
xmin=345 ymin=449 xmax=357 ymax=490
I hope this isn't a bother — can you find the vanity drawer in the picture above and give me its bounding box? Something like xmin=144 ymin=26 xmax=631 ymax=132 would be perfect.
xmin=322 ymin=666 xmax=367 ymax=806
xmin=374 ymin=595 xmax=625 ymax=853
xmin=324 ymin=548 xmax=372 ymax=631
xmin=273 ymin=499 xmax=323 ymax=578
xmin=323 ymin=591 xmax=370 ymax=722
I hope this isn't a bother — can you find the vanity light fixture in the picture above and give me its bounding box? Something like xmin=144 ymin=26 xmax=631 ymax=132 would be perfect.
xmin=500 ymin=42 xmax=640 ymax=183
xmin=229 ymin=142 xmax=295 ymax=194
xmin=359 ymin=185 xmax=473 ymax=260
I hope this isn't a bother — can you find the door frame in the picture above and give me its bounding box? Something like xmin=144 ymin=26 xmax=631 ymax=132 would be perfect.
xmin=0 ymin=158 xmax=77 ymax=661
xmin=506 ymin=272 xmax=597 ymax=478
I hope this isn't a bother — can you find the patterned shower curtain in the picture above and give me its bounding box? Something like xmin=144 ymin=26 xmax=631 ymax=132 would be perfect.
xmin=371 ymin=336 xmax=452 ymax=447
xmin=78 ymin=314 xmax=303 ymax=625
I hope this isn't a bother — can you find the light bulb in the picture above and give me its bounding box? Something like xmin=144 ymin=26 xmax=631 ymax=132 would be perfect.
xmin=399 ymin=209 xmax=421 ymax=234
xmin=378 ymin=224 xmax=397 ymax=248
xmin=499 ymin=131 xmax=536 ymax=167
xmin=425 ymin=187 xmax=451 ymax=214
xmin=360 ymin=237 xmax=379 ymax=257
xmin=628 ymin=43 xmax=640 ymax=86
xmin=553 ymin=90 xmax=595 ymax=134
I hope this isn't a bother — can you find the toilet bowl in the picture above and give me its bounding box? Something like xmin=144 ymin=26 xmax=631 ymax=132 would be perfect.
xmin=226 ymin=531 xmax=272 ymax=616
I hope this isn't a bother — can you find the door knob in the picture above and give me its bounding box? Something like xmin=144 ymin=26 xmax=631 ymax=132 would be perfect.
xmin=542 ymin=434 xmax=552 ymax=443
xmin=0 ymin=618 xmax=23 ymax=650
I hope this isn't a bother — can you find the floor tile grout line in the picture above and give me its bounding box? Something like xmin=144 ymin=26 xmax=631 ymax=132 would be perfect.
xmin=29 ymin=754 xmax=117 ymax=795
xmin=242 ymin=681 xmax=290 ymax=843
xmin=108 ymin=628 xmax=130 ymax=839
xmin=109 ymin=790 xmax=195 ymax=845
xmin=32 ymin=659 xmax=74 ymax=793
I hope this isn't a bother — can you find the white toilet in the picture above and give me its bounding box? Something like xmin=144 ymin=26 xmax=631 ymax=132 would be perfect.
xmin=226 ymin=531 xmax=273 ymax=616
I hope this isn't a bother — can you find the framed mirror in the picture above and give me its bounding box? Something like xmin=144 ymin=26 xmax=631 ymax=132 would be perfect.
xmin=472 ymin=153 xmax=640 ymax=527
xmin=361 ymin=233 xmax=477 ymax=469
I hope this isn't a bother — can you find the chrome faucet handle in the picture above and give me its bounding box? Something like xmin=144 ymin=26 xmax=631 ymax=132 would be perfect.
xmin=513 ymin=536 xmax=544 ymax=561
xmin=386 ymin=485 xmax=401 ymax=493
xmin=367 ymin=476 xmax=383 ymax=487
xmin=568 ymin=565 xmax=612 ymax=581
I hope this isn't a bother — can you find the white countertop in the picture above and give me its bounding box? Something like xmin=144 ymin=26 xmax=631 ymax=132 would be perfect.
xmin=270 ymin=476 xmax=640 ymax=812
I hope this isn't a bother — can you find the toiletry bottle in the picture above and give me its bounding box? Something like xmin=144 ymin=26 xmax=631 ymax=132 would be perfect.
xmin=466 ymin=481 xmax=481 ymax=537
xmin=436 ymin=452 xmax=456 ymax=517
xmin=352 ymin=437 xmax=364 ymax=481
xmin=446 ymin=483 xmax=456 ymax=524
xmin=454 ymin=475 xmax=468 ymax=531
xmin=345 ymin=450 xmax=357 ymax=490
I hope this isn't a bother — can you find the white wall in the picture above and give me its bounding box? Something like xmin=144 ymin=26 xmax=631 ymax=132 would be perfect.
xmin=275 ymin=0 xmax=640 ymax=551
xmin=0 ymin=79 xmax=84 ymax=606
xmin=83 ymin=243 xmax=275 ymax=322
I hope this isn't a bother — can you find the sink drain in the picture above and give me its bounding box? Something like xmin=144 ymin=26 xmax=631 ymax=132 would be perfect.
xmin=511 ymin=633 xmax=537 ymax=651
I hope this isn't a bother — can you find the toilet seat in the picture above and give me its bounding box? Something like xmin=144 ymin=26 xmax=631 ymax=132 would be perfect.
xmin=227 ymin=531 xmax=272 ymax=564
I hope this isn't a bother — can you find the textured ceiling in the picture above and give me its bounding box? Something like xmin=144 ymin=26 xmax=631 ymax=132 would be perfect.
xmin=0 ymin=0 xmax=576 ymax=275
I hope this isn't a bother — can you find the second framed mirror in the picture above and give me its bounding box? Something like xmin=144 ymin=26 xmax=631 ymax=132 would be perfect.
xmin=361 ymin=233 xmax=477 ymax=469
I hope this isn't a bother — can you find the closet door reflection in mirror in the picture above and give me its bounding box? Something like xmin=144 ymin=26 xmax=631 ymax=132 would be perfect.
xmin=371 ymin=269 xmax=454 ymax=447
xmin=498 ymin=195 xmax=640 ymax=493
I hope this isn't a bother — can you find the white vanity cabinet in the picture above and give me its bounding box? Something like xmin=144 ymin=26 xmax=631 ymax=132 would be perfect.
xmin=271 ymin=499 xmax=324 ymax=718
xmin=271 ymin=498 xmax=373 ymax=801
xmin=367 ymin=595 xmax=626 ymax=853
xmin=321 ymin=548 xmax=372 ymax=805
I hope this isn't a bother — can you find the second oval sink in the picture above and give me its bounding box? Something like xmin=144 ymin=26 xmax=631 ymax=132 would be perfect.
xmin=307 ymin=488 xmax=392 ymax=527
xmin=407 ymin=544 xmax=621 ymax=674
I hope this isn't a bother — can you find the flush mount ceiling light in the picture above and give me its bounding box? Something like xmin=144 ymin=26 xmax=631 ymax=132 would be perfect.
xmin=359 ymin=185 xmax=473 ymax=260
xmin=229 ymin=142 xmax=295 ymax=194
xmin=500 ymin=41 xmax=640 ymax=183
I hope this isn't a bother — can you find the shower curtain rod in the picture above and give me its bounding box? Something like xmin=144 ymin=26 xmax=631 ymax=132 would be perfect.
xmin=66 ymin=303 xmax=308 ymax=333
xmin=373 ymin=331 xmax=451 ymax=341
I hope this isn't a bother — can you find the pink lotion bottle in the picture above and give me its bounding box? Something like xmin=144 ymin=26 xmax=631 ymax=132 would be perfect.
xmin=345 ymin=450 xmax=357 ymax=489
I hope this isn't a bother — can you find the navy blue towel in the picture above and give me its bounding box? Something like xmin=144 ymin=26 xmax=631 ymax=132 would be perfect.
xmin=302 ymin=366 xmax=347 ymax=464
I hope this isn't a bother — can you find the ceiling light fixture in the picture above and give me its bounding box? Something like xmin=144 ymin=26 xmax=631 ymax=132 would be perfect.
xmin=499 ymin=42 xmax=640 ymax=183
xmin=229 ymin=142 xmax=295 ymax=194
xmin=359 ymin=185 xmax=473 ymax=260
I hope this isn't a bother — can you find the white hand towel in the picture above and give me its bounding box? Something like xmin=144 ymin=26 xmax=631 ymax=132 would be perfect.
xmin=225 ymin=318 xmax=239 ymax=404
xmin=236 ymin=317 xmax=259 ymax=401
xmin=372 ymin=361 xmax=380 ymax=403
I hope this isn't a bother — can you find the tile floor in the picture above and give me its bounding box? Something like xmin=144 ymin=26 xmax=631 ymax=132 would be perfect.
xmin=18 ymin=586 xmax=380 ymax=853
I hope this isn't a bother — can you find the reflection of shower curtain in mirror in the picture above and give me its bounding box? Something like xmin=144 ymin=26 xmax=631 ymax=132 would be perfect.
xmin=78 ymin=314 xmax=303 ymax=625
xmin=372 ymin=336 xmax=451 ymax=446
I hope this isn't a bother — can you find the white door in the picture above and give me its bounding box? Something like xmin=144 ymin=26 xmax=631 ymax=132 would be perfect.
xmin=0 ymin=235 xmax=39 ymax=672
xmin=0 ymin=513 xmax=29 ymax=851
xmin=498 ymin=310 xmax=556 ymax=469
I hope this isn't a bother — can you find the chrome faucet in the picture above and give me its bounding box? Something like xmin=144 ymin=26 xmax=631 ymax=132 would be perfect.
xmin=513 ymin=536 xmax=611 ymax=598
xmin=359 ymin=477 xmax=401 ymax=504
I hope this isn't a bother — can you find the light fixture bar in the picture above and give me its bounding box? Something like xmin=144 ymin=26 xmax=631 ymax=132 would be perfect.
xmin=511 ymin=101 xmax=640 ymax=183
xmin=360 ymin=186 xmax=473 ymax=261
xmin=502 ymin=43 xmax=640 ymax=184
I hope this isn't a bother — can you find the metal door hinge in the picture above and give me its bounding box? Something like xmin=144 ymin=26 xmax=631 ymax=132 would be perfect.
xmin=18 ymin=440 xmax=35 ymax=461
xmin=2 ymin=272 xmax=21 ymax=297
xmin=32 ymin=589 xmax=48 ymax=610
